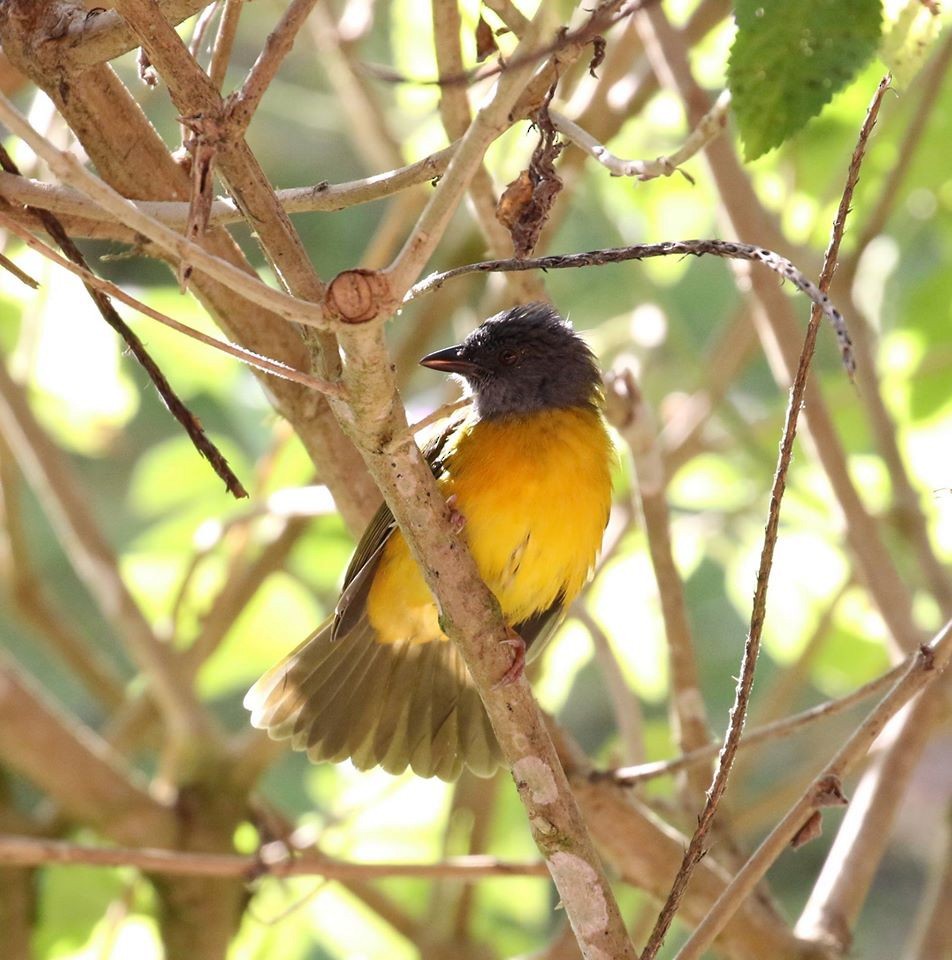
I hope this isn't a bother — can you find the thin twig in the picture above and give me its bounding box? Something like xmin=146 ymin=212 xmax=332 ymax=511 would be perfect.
xmin=636 ymin=5 xmax=921 ymax=658
xmin=638 ymin=74 xmax=891 ymax=960
xmin=0 ymin=213 xmax=346 ymax=398
xmin=0 ymin=834 xmax=549 ymax=881
xmin=407 ymin=396 xmax=472 ymax=434
xmin=0 ymin=249 xmax=37 ymax=288
xmin=431 ymin=0 xmax=546 ymax=301
xmin=0 ymin=92 xmax=329 ymax=328
xmin=574 ymin=607 xmax=647 ymax=766
xmin=841 ymin=32 xmax=952 ymax=281
xmin=603 ymin=653 xmax=912 ymax=785
xmin=604 ymin=366 xmax=711 ymax=801
xmin=364 ymin=0 xmax=656 ymax=90
xmin=384 ymin=4 xmax=554 ymax=298
xmin=226 ymin=0 xmax=321 ymax=135
xmin=551 ymin=90 xmax=730 ymax=182
xmin=0 ymin=147 xmax=248 ymax=499
xmin=208 ymin=0 xmax=243 ymax=91
xmin=672 ymin=617 xmax=952 ymax=960
xmin=187 ymin=0 xmax=221 ymax=59
xmin=406 ymin=239 xmax=855 ymax=374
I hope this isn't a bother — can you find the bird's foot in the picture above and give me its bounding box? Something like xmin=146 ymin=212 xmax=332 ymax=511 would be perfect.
xmin=492 ymin=627 xmax=526 ymax=688
xmin=446 ymin=494 xmax=466 ymax=534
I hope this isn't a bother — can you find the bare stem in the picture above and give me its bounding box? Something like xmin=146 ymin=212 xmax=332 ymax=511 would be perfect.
xmin=638 ymin=74 xmax=891 ymax=960
xmin=0 ymin=834 xmax=548 ymax=881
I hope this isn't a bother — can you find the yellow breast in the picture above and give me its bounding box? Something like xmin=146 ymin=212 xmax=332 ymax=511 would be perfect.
xmin=366 ymin=408 xmax=613 ymax=645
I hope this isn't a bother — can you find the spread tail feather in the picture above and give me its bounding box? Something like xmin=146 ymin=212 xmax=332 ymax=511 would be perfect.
xmin=243 ymin=619 xmax=503 ymax=781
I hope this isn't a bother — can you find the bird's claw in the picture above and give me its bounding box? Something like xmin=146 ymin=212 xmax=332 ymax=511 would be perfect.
xmin=492 ymin=627 xmax=526 ymax=688
xmin=446 ymin=494 xmax=466 ymax=534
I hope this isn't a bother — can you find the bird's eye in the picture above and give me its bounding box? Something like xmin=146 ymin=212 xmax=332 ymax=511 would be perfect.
xmin=499 ymin=348 xmax=519 ymax=366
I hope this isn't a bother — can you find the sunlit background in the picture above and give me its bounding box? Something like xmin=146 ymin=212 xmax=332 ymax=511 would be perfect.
xmin=2 ymin=0 xmax=952 ymax=958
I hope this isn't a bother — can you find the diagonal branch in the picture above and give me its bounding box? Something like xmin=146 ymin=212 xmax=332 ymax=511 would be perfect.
xmin=0 ymin=656 xmax=176 ymax=846
xmin=0 ymin=212 xmax=345 ymax=397
xmin=0 ymin=91 xmax=328 ymax=328
xmin=384 ymin=3 xmax=553 ymax=297
xmin=672 ymin=617 xmax=952 ymax=960
xmin=0 ymin=146 xmax=248 ymax=499
xmin=225 ymin=0 xmax=321 ymax=135
xmin=0 ymin=360 xmax=216 ymax=749
xmin=332 ymin=302 xmax=637 ymax=959
xmin=638 ymin=73 xmax=891 ymax=960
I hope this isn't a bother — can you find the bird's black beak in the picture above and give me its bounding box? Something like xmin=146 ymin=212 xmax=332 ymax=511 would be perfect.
xmin=419 ymin=344 xmax=480 ymax=376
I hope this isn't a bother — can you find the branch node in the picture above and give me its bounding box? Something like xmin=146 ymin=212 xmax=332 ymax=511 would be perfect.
xmin=325 ymin=269 xmax=394 ymax=324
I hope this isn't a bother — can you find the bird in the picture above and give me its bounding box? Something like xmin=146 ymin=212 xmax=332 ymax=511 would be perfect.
xmin=244 ymin=302 xmax=614 ymax=781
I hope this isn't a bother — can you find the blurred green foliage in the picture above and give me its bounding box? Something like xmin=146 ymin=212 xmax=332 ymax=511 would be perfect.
xmin=2 ymin=1 xmax=952 ymax=958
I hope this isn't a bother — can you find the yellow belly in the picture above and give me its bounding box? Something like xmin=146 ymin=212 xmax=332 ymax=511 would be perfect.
xmin=366 ymin=408 xmax=613 ymax=644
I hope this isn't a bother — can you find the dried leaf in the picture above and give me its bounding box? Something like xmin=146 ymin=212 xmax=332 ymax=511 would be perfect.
xmin=589 ymin=35 xmax=606 ymax=77
xmin=791 ymin=812 xmax=823 ymax=849
xmin=475 ymin=15 xmax=498 ymax=63
xmin=496 ymin=171 xmax=534 ymax=231
xmin=496 ymin=94 xmax=564 ymax=258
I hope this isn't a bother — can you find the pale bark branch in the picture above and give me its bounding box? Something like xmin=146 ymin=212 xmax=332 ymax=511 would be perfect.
xmin=672 ymin=618 xmax=952 ymax=960
xmin=113 ymin=0 xmax=329 ymax=316
xmin=794 ymin=687 xmax=947 ymax=951
xmin=328 ymin=366 xmax=639 ymax=956
xmin=0 ymin=91 xmax=328 ymax=328
xmin=0 ymin=212 xmax=345 ymax=397
xmin=0 ymin=146 xmax=456 ymax=235
xmin=552 ymin=89 xmax=730 ymax=183
xmin=0 ymin=656 xmax=176 ymax=846
xmin=0 ymin=834 xmax=548 ymax=881
xmin=604 ymin=366 xmax=712 ymax=802
xmin=40 ymin=0 xmax=213 ymax=71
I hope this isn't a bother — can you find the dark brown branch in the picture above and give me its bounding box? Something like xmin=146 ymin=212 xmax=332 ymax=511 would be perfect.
xmin=0 ymin=145 xmax=248 ymax=499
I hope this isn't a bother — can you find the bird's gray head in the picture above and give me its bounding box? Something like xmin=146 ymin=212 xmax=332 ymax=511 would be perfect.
xmin=419 ymin=303 xmax=601 ymax=419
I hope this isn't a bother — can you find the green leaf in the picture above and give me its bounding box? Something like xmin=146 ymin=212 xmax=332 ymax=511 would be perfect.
xmin=728 ymin=0 xmax=883 ymax=160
